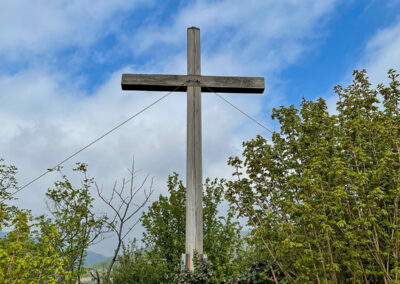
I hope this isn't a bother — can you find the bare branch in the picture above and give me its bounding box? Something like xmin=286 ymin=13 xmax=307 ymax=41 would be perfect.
xmin=96 ymin=182 xmax=123 ymax=222
xmin=96 ymin=156 xmax=154 ymax=277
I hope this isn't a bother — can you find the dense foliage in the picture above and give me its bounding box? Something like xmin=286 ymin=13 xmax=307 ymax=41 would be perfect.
xmin=46 ymin=164 xmax=108 ymax=283
xmin=0 ymin=162 xmax=107 ymax=283
xmin=109 ymin=240 xmax=167 ymax=284
xmin=227 ymin=70 xmax=400 ymax=283
xmin=111 ymin=173 xmax=244 ymax=283
xmin=0 ymin=159 xmax=70 ymax=282
xmin=174 ymin=252 xmax=215 ymax=283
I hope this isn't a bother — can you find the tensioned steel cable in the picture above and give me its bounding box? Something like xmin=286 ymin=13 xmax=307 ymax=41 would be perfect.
xmin=13 ymin=85 xmax=183 ymax=196
xmin=199 ymin=82 xmax=274 ymax=134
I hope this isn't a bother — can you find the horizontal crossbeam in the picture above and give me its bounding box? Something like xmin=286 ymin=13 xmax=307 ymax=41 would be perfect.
xmin=121 ymin=74 xmax=265 ymax=94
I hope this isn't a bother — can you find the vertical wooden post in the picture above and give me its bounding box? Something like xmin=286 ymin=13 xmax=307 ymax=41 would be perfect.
xmin=121 ymin=25 xmax=264 ymax=272
xmin=186 ymin=26 xmax=203 ymax=270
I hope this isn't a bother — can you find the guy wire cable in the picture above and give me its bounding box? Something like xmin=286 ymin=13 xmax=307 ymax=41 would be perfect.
xmin=13 ymin=84 xmax=183 ymax=196
xmin=198 ymin=81 xmax=273 ymax=134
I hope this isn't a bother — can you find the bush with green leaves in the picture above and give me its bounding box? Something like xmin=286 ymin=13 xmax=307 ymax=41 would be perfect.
xmin=174 ymin=252 xmax=215 ymax=284
xmin=226 ymin=70 xmax=400 ymax=283
xmin=108 ymin=240 xmax=168 ymax=284
xmin=0 ymin=159 xmax=71 ymax=283
xmin=45 ymin=163 xmax=108 ymax=283
xmin=111 ymin=173 xmax=244 ymax=283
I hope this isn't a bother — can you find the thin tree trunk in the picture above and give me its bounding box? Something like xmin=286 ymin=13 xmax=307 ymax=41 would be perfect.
xmin=108 ymin=235 xmax=122 ymax=276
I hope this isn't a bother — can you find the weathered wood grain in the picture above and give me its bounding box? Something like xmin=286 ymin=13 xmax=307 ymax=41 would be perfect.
xmin=186 ymin=26 xmax=203 ymax=271
xmin=121 ymin=74 xmax=265 ymax=93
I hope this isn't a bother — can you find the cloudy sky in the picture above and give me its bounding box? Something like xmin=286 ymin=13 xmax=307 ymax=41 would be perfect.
xmin=1 ymin=0 xmax=400 ymax=256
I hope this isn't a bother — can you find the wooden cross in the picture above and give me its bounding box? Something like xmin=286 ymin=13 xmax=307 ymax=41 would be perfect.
xmin=121 ymin=27 xmax=264 ymax=270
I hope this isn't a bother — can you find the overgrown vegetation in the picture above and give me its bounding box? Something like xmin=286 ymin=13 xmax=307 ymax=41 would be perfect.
xmin=1 ymin=69 xmax=399 ymax=283
xmin=0 ymin=160 xmax=71 ymax=282
xmin=227 ymin=69 xmax=400 ymax=283
xmin=45 ymin=164 xmax=108 ymax=282
xmin=110 ymin=173 xmax=244 ymax=283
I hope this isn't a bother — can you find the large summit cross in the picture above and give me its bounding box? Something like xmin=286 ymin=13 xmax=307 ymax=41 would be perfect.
xmin=121 ymin=27 xmax=265 ymax=270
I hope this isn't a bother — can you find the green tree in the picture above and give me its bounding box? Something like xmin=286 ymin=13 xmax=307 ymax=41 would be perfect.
xmin=0 ymin=158 xmax=18 ymax=229
xmin=112 ymin=173 xmax=244 ymax=283
xmin=110 ymin=240 xmax=167 ymax=284
xmin=0 ymin=159 xmax=70 ymax=282
xmin=140 ymin=173 xmax=186 ymax=281
xmin=226 ymin=70 xmax=400 ymax=283
xmin=202 ymin=177 xmax=245 ymax=280
xmin=0 ymin=212 xmax=71 ymax=283
xmin=46 ymin=163 xmax=108 ymax=283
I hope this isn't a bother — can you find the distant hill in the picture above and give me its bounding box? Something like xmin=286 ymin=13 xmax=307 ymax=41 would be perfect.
xmin=88 ymin=256 xmax=113 ymax=271
xmin=84 ymin=251 xmax=109 ymax=267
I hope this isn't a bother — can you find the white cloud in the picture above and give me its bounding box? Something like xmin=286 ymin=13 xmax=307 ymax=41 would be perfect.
xmin=131 ymin=0 xmax=337 ymax=75
xmin=0 ymin=0 xmax=151 ymax=59
xmin=362 ymin=18 xmax=400 ymax=85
